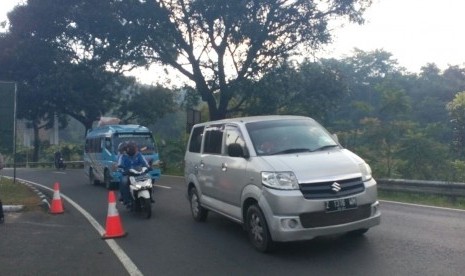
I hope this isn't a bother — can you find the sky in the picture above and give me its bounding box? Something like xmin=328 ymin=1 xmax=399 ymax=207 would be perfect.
xmin=1 ymin=0 xmax=465 ymax=79
xmin=323 ymin=0 xmax=465 ymax=73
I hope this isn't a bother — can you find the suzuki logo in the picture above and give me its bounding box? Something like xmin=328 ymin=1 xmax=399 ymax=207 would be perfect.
xmin=331 ymin=182 xmax=341 ymax=193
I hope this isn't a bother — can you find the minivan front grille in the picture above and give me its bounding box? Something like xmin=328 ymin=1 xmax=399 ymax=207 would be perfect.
xmin=299 ymin=204 xmax=371 ymax=228
xmin=299 ymin=177 xmax=365 ymax=200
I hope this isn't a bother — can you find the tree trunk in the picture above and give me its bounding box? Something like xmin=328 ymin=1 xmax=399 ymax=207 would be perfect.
xmin=32 ymin=122 xmax=40 ymax=162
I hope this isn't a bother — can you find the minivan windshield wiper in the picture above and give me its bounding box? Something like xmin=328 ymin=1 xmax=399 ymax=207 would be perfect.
xmin=311 ymin=144 xmax=339 ymax=152
xmin=270 ymin=148 xmax=312 ymax=155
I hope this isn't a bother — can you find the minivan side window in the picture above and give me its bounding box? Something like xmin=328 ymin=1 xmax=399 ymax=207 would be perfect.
xmin=189 ymin=126 xmax=205 ymax=153
xmin=203 ymin=125 xmax=224 ymax=154
xmin=225 ymin=126 xmax=246 ymax=155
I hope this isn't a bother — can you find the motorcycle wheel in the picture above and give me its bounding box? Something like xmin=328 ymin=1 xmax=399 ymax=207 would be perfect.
xmin=140 ymin=197 xmax=152 ymax=219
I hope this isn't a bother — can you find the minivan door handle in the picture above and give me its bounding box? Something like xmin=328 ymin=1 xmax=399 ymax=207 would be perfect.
xmin=221 ymin=163 xmax=227 ymax=172
xmin=199 ymin=161 xmax=205 ymax=168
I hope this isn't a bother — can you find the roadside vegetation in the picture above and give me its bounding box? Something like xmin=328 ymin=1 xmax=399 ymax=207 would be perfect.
xmin=0 ymin=177 xmax=42 ymax=211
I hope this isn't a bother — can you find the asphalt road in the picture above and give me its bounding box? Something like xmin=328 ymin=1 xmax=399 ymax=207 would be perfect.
xmin=1 ymin=168 xmax=465 ymax=275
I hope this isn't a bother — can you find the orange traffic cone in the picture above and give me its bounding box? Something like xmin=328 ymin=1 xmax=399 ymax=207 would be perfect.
xmin=102 ymin=191 xmax=127 ymax=239
xmin=50 ymin=182 xmax=64 ymax=214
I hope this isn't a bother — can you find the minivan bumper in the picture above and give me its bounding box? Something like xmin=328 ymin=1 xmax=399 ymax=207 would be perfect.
xmin=258 ymin=179 xmax=381 ymax=242
xmin=265 ymin=201 xmax=380 ymax=242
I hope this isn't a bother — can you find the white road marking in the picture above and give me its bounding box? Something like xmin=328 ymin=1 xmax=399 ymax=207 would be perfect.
xmin=17 ymin=178 xmax=144 ymax=276
xmin=154 ymin=184 xmax=171 ymax=189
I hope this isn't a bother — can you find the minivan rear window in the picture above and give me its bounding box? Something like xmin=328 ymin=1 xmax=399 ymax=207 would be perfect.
xmin=203 ymin=125 xmax=224 ymax=154
xmin=189 ymin=126 xmax=205 ymax=153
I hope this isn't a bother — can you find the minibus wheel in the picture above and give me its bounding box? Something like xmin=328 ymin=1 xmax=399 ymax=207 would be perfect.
xmin=103 ymin=169 xmax=111 ymax=190
xmin=89 ymin=168 xmax=98 ymax=186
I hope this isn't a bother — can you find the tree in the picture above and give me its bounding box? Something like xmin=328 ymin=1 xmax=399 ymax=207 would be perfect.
xmin=64 ymin=0 xmax=372 ymax=120
xmin=242 ymin=60 xmax=347 ymax=121
xmin=447 ymin=91 xmax=465 ymax=158
xmin=0 ymin=2 xmax=133 ymax=160
xmin=49 ymin=62 xmax=135 ymax=133
xmin=323 ymin=49 xmax=405 ymax=123
xmin=0 ymin=28 xmax=67 ymax=161
xmin=2 ymin=2 xmax=137 ymax=134
xmin=116 ymin=84 xmax=177 ymax=126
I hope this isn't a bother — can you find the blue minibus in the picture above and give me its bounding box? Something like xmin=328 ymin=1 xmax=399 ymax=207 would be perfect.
xmin=84 ymin=124 xmax=161 ymax=189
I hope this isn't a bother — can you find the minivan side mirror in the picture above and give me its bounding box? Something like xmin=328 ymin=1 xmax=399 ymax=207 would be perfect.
xmin=228 ymin=143 xmax=249 ymax=158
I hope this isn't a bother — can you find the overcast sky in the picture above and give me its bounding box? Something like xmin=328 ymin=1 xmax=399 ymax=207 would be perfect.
xmin=1 ymin=0 xmax=465 ymax=76
xmin=322 ymin=0 xmax=465 ymax=73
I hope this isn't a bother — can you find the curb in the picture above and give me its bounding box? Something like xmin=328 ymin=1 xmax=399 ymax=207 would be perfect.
xmin=2 ymin=205 xmax=24 ymax=212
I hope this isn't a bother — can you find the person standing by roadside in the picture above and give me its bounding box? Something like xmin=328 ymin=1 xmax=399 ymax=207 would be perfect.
xmin=0 ymin=153 xmax=4 ymax=171
xmin=0 ymin=153 xmax=5 ymax=223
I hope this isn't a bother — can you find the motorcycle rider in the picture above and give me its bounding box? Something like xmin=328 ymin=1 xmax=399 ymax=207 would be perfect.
xmin=54 ymin=150 xmax=66 ymax=169
xmin=117 ymin=141 xmax=151 ymax=208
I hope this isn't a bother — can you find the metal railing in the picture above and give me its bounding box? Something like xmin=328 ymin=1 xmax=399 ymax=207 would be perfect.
xmin=2 ymin=163 xmax=465 ymax=197
xmin=377 ymin=179 xmax=465 ymax=197
xmin=4 ymin=161 xmax=84 ymax=169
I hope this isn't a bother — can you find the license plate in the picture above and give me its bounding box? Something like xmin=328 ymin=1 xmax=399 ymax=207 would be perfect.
xmin=325 ymin=197 xmax=357 ymax=212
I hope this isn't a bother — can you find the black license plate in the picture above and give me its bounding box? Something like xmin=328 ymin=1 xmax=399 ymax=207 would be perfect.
xmin=325 ymin=197 xmax=357 ymax=212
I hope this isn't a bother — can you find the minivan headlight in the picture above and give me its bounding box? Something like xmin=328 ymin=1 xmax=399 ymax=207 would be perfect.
xmin=359 ymin=163 xmax=372 ymax=181
xmin=261 ymin=172 xmax=299 ymax=190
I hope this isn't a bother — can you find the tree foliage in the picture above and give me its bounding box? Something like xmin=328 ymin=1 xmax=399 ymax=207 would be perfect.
xmin=116 ymin=84 xmax=177 ymax=126
xmin=242 ymin=60 xmax=347 ymax=121
xmin=447 ymin=91 xmax=465 ymax=158
xmin=60 ymin=0 xmax=372 ymax=120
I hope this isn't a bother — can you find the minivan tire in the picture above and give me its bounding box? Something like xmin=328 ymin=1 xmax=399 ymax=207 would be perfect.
xmin=246 ymin=204 xmax=274 ymax=253
xmin=189 ymin=187 xmax=208 ymax=222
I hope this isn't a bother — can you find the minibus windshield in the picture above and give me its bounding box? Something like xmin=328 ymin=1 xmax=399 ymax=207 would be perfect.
xmin=114 ymin=133 xmax=157 ymax=154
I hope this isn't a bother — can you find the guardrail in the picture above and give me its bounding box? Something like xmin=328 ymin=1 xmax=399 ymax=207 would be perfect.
xmin=1 ymin=164 xmax=465 ymax=198
xmin=377 ymin=179 xmax=465 ymax=197
xmin=3 ymin=161 xmax=84 ymax=169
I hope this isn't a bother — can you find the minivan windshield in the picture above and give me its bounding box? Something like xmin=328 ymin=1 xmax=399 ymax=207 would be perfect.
xmin=246 ymin=119 xmax=339 ymax=156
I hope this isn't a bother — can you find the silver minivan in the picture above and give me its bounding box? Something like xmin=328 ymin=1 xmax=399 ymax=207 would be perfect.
xmin=184 ymin=115 xmax=381 ymax=252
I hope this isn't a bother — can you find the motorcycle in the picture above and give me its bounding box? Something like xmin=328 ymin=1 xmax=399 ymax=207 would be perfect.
xmin=54 ymin=157 xmax=66 ymax=170
xmin=127 ymin=167 xmax=153 ymax=219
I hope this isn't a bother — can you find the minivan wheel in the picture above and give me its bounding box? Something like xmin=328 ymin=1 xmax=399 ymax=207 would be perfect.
xmin=189 ymin=187 xmax=208 ymax=222
xmin=246 ymin=204 xmax=273 ymax=253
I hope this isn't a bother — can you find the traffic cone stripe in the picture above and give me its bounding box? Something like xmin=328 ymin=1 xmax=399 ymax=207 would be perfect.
xmin=107 ymin=202 xmax=118 ymax=217
xmin=50 ymin=182 xmax=64 ymax=214
xmin=102 ymin=191 xmax=127 ymax=239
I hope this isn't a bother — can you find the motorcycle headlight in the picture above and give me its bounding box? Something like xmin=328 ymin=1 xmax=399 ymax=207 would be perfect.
xmin=261 ymin=171 xmax=299 ymax=190
xmin=359 ymin=163 xmax=373 ymax=181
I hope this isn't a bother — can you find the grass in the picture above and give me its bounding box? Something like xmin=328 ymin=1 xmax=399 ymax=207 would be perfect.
xmin=0 ymin=176 xmax=43 ymax=211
